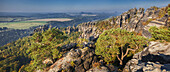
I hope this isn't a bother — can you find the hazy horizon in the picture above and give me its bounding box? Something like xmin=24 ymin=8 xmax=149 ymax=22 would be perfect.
xmin=0 ymin=0 xmax=170 ymax=13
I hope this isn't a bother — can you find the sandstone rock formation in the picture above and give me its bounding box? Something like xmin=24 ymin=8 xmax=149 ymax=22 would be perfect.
xmin=123 ymin=41 xmax=170 ymax=72
xmin=115 ymin=6 xmax=168 ymax=38
xmin=63 ymin=21 xmax=100 ymax=41
xmin=34 ymin=25 xmax=49 ymax=33
xmin=43 ymin=58 xmax=53 ymax=66
xmin=48 ymin=47 xmax=98 ymax=72
xmin=76 ymin=22 xmax=100 ymax=41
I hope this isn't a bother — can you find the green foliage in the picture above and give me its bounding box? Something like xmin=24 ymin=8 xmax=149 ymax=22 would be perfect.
xmin=95 ymin=28 xmax=147 ymax=64
xmin=76 ymin=38 xmax=88 ymax=48
xmin=0 ymin=13 xmax=115 ymax=71
xmin=70 ymin=61 xmax=75 ymax=67
xmin=95 ymin=20 xmax=113 ymax=32
xmin=24 ymin=28 xmax=67 ymax=71
xmin=142 ymin=19 xmax=153 ymax=25
xmin=0 ymin=37 xmax=31 ymax=72
xmin=152 ymin=6 xmax=158 ymax=11
xmin=158 ymin=9 xmax=166 ymax=18
xmin=128 ymin=17 xmax=131 ymax=23
xmin=168 ymin=7 xmax=170 ymax=15
xmin=149 ymin=26 xmax=170 ymax=42
xmin=0 ymin=27 xmax=83 ymax=72
xmin=64 ymin=32 xmax=81 ymax=44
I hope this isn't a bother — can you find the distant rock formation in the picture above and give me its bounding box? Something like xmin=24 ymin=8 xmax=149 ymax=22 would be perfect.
xmin=33 ymin=25 xmax=49 ymax=33
xmin=77 ymin=22 xmax=100 ymax=41
xmin=63 ymin=22 xmax=100 ymax=41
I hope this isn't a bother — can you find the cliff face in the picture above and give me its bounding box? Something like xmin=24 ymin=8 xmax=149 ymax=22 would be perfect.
xmin=63 ymin=6 xmax=168 ymax=41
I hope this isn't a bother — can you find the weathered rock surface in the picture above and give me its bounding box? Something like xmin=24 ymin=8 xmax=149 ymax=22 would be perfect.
xmin=43 ymin=58 xmax=53 ymax=66
xmin=86 ymin=66 xmax=110 ymax=72
xmin=47 ymin=47 xmax=98 ymax=72
xmin=63 ymin=21 xmax=100 ymax=41
xmin=123 ymin=41 xmax=170 ymax=72
xmin=61 ymin=43 xmax=77 ymax=51
xmin=77 ymin=22 xmax=100 ymax=41
xmin=115 ymin=6 xmax=168 ymax=38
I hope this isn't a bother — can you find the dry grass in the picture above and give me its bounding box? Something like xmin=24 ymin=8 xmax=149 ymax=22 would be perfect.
xmin=0 ymin=21 xmax=46 ymax=29
xmin=0 ymin=18 xmax=73 ymax=29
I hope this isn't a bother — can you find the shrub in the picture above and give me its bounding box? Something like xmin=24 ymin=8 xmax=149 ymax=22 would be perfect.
xmin=149 ymin=26 xmax=170 ymax=42
xmin=168 ymin=7 xmax=170 ymax=15
xmin=70 ymin=61 xmax=75 ymax=67
xmin=158 ymin=10 xmax=166 ymax=18
xmin=25 ymin=28 xmax=67 ymax=71
xmin=76 ymin=38 xmax=88 ymax=48
xmin=95 ymin=20 xmax=113 ymax=32
xmin=95 ymin=28 xmax=147 ymax=65
xmin=142 ymin=19 xmax=152 ymax=25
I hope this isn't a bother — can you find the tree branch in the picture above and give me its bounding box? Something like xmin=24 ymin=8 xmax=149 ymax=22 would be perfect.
xmin=117 ymin=54 xmax=121 ymax=62
xmin=135 ymin=44 xmax=139 ymax=49
xmin=121 ymin=46 xmax=124 ymax=60
xmin=122 ymin=48 xmax=136 ymax=58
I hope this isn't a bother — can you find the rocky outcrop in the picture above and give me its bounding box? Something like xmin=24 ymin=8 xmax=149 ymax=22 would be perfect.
xmin=43 ymin=58 xmax=53 ymax=66
xmin=77 ymin=22 xmax=100 ymax=41
xmin=87 ymin=64 xmax=118 ymax=72
xmin=115 ymin=7 xmax=147 ymax=37
xmin=64 ymin=26 xmax=78 ymax=34
xmin=61 ymin=43 xmax=77 ymax=52
xmin=115 ymin=6 xmax=168 ymax=38
xmin=64 ymin=22 xmax=100 ymax=41
xmin=123 ymin=41 xmax=170 ymax=72
xmin=63 ymin=6 xmax=168 ymax=41
xmin=144 ymin=7 xmax=168 ymax=30
xmin=47 ymin=47 xmax=99 ymax=72
xmin=33 ymin=25 xmax=49 ymax=33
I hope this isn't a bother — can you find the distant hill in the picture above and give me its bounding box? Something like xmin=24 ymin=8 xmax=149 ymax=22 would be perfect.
xmin=0 ymin=12 xmax=116 ymax=47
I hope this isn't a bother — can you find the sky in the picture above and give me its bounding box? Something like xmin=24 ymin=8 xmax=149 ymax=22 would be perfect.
xmin=0 ymin=0 xmax=169 ymax=13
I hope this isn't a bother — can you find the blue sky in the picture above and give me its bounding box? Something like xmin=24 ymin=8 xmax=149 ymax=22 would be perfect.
xmin=0 ymin=0 xmax=169 ymax=13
